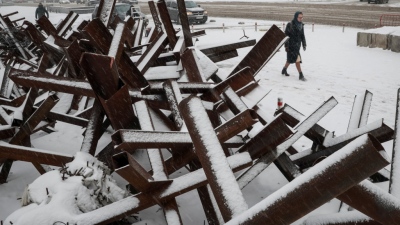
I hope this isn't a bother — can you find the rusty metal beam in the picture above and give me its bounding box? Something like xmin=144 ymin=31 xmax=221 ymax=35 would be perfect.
xmin=144 ymin=81 xmax=213 ymax=94
xmin=82 ymin=18 xmax=148 ymax=89
xmin=157 ymin=0 xmax=178 ymax=49
xmin=237 ymin=97 xmax=338 ymax=189
xmin=56 ymin=11 xmax=79 ymax=37
xmin=136 ymin=31 xmax=168 ymax=74
xmin=80 ymin=53 xmax=140 ymax=130
xmin=238 ymin=115 xmax=292 ymax=160
xmin=276 ymin=103 xmax=328 ymax=146
xmin=63 ymin=40 xmax=83 ymax=79
xmin=201 ymin=67 xmax=254 ymax=102
xmin=161 ymin=109 xmax=257 ymax=176
xmin=9 ymin=68 xmax=95 ymax=97
xmin=228 ymin=25 xmax=288 ymax=77
xmin=180 ymin=48 xmax=205 ymax=82
xmin=0 ymin=143 xmax=73 ymax=166
xmin=347 ymin=90 xmax=373 ymax=132
xmin=337 ymin=180 xmax=400 ymax=225
xmin=113 ymin=130 xmax=243 ymax=151
xmin=225 ymin=134 xmax=389 ymax=225
xmin=80 ymin=100 xmax=105 ymax=156
xmin=0 ymin=127 xmax=15 ymax=140
xmin=179 ymin=95 xmax=248 ymax=222
xmin=95 ymin=0 xmax=116 ymax=27
xmin=199 ymin=39 xmax=256 ymax=59
xmin=177 ymin=0 xmax=193 ymax=47
xmin=221 ymin=87 xmax=248 ymax=115
xmin=112 ymin=151 xmax=172 ymax=193
xmin=163 ymin=79 xmax=184 ymax=130
xmin=303 ymin=212 xmax=381 ymax=225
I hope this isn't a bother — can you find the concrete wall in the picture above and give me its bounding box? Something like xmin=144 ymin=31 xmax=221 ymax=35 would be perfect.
xmin=357 ymin=30 xmax=400 ymax=53
xmin=47 ymin=5 xmax=94 ymax=14
xmin=390 ymin=35 xmax=400 ymax=53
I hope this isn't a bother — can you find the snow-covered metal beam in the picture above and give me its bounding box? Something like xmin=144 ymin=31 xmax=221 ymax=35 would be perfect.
xmin=237 ymin=97 xmax=338 ymax=189
xmin=228 ymin=24 xmax=288 ymax=77
xmin=179 ymin=95 xmax=248 ymax=222
xmin=337 ymin=179 xmax=400 ymax=225
xmin=225 ymin=134 xmax=389 ymax=225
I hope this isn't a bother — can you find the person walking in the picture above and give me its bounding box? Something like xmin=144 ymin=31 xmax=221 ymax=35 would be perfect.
xmin=35 ymin=3 xmax=49 ymax=20
xmin=282 ymin=11 xmax=307 ymax=81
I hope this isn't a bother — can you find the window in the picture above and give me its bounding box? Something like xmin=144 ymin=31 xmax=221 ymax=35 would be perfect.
xmin=184 ymin=1 xmax=197 ymax=8
xmin=170 ymin=1 xmax=177 ymax=8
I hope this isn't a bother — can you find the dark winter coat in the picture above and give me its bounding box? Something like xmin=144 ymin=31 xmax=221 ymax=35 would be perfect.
xmin=285 ymin=12 xmax=306 ymax=64
xmin=35 ymin=5 xmax=49 ymax=20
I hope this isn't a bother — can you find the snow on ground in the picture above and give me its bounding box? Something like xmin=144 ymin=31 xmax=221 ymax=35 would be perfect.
xmin=1 ymin=5 xmax=400 ymax=225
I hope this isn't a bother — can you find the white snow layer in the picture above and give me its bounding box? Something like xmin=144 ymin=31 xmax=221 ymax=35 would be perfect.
xmin=4 ymin=152 xmax=128 ymax=225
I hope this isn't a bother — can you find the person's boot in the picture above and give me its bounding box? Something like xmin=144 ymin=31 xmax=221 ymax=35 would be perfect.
xmin=281 ymin=67 xmax=290 ymax=76
xmin=299 ymin=72 xmax=306 ymax=81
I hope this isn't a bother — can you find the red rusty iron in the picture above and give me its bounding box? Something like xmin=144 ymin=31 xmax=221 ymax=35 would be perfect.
xmin=2 ymin=11 xmax=18 ymax=17
xmin=277 ymin=103 xmax=328 ymax=145
xmin=237 ymin=97 xmax=338 ymax=188
xmin=199 ymin=39 xmax=256 ymax=63
xmin=63 ymin=40 xmax=83 ymax=79
xmin=147 ymin=105 xmax=177 ymax=130
xmin=0 ymin=128 xmax=15 ymax=140
xmin=82 ymin=18 xmax=148 ymax=89
xmin=160 ymin=109 xmax=258 ymax=175
xmin=337 ymin=180 xmax=400 ymax=225
xmin=176 ymin=0 xmax=193 ymax=47
xmin=273 ymin=153 xmax=302 ymax=181
xmin=148 ymin=1 xmax=163 ymax=42
xmin=303 ymin=212 xmax=382 ymax=225
xmin=144 ymin=81 xmax=213 ymax=95
xmin=238 ymin=115 xmax=292 ymax=160
xmin=36 ymin=16 xmax=58 ymax=37
xmin=80 ymin=53 xmax=119 ymax=99
xmin=112 ymin=131 xmax=244 ymax=151
xmin=179 ymin=95 xmax=248 ymax=222
xmin=80 ymin=100 xmax=105 ymax=156
xmin=8 ymin=68 xmax=95 ymax=97
xmin=0 ymin=143 xmax=73 ymax=166
xmin=132 ymin=19 xmax=145 ymax=48
xmin=221 ymin=87 xmax=248 ymax=115
xmin=228 ymin=24 xmax=288 ymax=77
xmin=156 ymin=0 xmax=178 ymax=49
xmin=163 ymin=79 xmax=184 ymax=130
xmin=180 ymin=48 xmax=205 ymax=82
xmin=201 ymin=67 xmax=255 ymax=102
xmin=207 ymin=50 xmax=238 ymax=63
xmin=135 ymin=31 xmax=169 ymax=74
xmin=226 ymin=134 xmax=389 ymax=225
xmin=215 ymin=109 xmax=258 ymax=143
xmin=95 ymin=0 xmax=116 ymax=27
xmin=56 ymin=11 xmax=79 ymax=37
xmin=112 ymin=151 xmax=172 ymax=193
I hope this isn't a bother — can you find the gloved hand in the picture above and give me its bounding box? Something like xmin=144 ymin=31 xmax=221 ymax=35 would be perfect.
xmin=303 ymin=46 xmax=306 ymax=51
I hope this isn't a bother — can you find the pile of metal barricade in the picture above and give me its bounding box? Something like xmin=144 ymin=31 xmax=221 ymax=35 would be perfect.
xmin=1 ymin=0 xmax=400 ymax=224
